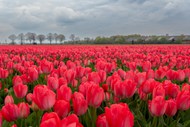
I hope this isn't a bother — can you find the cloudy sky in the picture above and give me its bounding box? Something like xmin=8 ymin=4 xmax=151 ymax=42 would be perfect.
xmin=0 ymin=0 xmax=190 ymax=42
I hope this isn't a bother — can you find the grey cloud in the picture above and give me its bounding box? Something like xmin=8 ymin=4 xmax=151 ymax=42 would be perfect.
xmin=0 ymin=0 xmax=190 ymax=41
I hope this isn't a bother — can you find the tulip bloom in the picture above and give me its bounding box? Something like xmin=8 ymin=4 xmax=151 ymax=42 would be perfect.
xmin=176 ymin=91 xmax=190 ymax=110
xmin=40 ymin=112 xmax=61 ymax=127
xmin=96 ymin=114 xmax=108 ymax=127
xmin=86 ymin=85 xmax=104 ymax=108
xmin=12 ymin=76 xmax=23 ymax=86
xmin=152 ymin=84 xmax=165 ymax=98
xmin=18 ymin=102 xmax=30 ymax=118
xmin=60 ymin=114 xmax=83 ymax=127
xmin=57 ymin=85 xmax=72 ymax=102
xmin=28 ymin=67 xmax=39 ymax=81
xmin=105 ymin=103 xmax=134 ymax=127
xmin=148 ymin=96 xmax=167 ymax=116
xmin=47 ymin=76 xmax=59 ymax=90
xmin=54 ymin=100 xmax=70 ymax=119
xmin=88 ymin=72 xmax=101 ymax=84
xmin=40 ymin=59 xmax=53 ymax=74
xmin=32 ymin=85 xmax=56 ymax=110
xmin=72 ymin=92 xmax=88 ymax=116
xmin=13 ymin=84 xmax=28 ymax=98
xmin=1 ymin=103 xmax=20 ymax=122
xmin=4 ymin=95 xmax=14 ymax=105
xmin=165 ymin=99 xmax=177 ymax=117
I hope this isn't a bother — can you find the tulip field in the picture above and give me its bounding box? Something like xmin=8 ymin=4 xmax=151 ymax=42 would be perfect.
xmin=1 ymin=45 xmax=190 ymax=127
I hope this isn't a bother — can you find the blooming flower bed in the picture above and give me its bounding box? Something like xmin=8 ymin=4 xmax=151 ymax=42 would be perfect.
xmin=0 ymin=45 xmax=190 ymax=127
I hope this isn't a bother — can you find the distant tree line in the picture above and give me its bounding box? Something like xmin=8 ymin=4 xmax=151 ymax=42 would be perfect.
xmin=64 ymin=34 xmax=186 ymax=44
xmin=6 ymin=33 xmax=189 ymax=45
xmin=8 ymin=33 xmax=65 ymax=45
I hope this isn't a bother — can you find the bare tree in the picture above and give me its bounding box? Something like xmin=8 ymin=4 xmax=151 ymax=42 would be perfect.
xmin=30 ymin=33 xmax=37 ymax=44
xmin=47 ymin=33 xmax=53 ymax=44
xmin=53 ymin=33 xmax=58 ymax=44
xmin=8 ymin=34 xmax=17 ymax=44
xmin=25 ymin=32 xmax=36 ymax=44
xmin=25 ymin=32 xmax=32 ymax=44
xmin=37 ymin=34 xmax=46 ymax=44
xmin=18 ymin=33 xmax=25 ymax=45
xmin=70 ymin=34 xmax=75 ymax=42
xmin=58 ymin=34 xmax=65 ymax=43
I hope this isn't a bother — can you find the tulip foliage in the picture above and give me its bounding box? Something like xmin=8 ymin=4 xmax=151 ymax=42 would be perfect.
xmin=0 ymin=45 xmax=190 ymax=127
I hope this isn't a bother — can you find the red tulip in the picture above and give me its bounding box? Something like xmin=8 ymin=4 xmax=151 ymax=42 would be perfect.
xmin=58 ymin=77 xmax=68 ymax=87
xmin=72 ymin=92 xmax=88 ymax=116
xmin=18 ymin=102 xmax=30 ymax=118
xmin=182 ymin=83 xmax=190 ymax=92
xmin=40 ymin=59 xmax=53 ymax=74
xmin=117 ymin=69 xmax=126 ymax=80
xmin=12 ymin=76 xmax=23 ymax=86
xmin=11 ymin=124 xmax=17 ymax=127
xmin=102 ymin=84 xmax=109 ymax=92
xmin=138 ymin=86 xmax=147 ymax=101
xmin=177 ymin=70 xmax=185 ymax=81
xmin=142 ymin=61 xmax=151 ymax=72
xmin=54 ymin=100 xmax=70 ymax=119
xmin=26 ymin=93 xmax=33 ymax=103
xmin=13 ymin=84 xmax=28 ymax=98
xmin=1 ymin=103 xmax=20 ymax=122
xmin=135 ymin=72 xmax=146 ymax=87
xmin=148 ymin=96 xmax=167 ymax=116
xmin=47 ymin=76 xmax=59 ymax=90
xmin=164 ymin=82 xmax=180 ymax=98
xmin=4 ymin=95 xmax=14 ymax=105
xmin=96 ymin=114 xmax=108 ymax=127
xmin=32 ymin=85 xmax=56 ymax=110
xmin=28 ymin=67 xmax=39 ymax=81
xmin=165 ymin=99 xmax=177 ymax=117
xmin=60 ymin=114 xmax=83 ymax=127
xmin=40 ymin=112 xmax=60 ymax=127
xmin=98 ymin=70 xmax=107 ymax=83
xmin=152 ymin=84 xmax=165 ymax=98
xmin=155 ymin=69 xmax=166 ymax=80
xmin=105 ymin=103 xmax=134 ymax=127
xmin=57 ymin=85 xmax=72 ymax=102
xmin=128 ymin=62 xmax=136 ymax=71
xmin=176 ymin=91 xmax=190 ymax=110
xmin=141 ymin=79 xmax=157 ymax=94
xmin=86 ymin=85 xmax=104 ymax=108
xmin=88 ymin=72 xmax=101 ymax=84
xmin=146 ymin=69 xmax=155 ymax=79
xmin=0 ymin=68 xmax=9 ymax=79
xmin=64 ymin=69 xmax=76 ymax=84
xmin=121 ymin=79 xmax=137 ymax=98
xmin=76 ymin=66 xmax=85 ymax=78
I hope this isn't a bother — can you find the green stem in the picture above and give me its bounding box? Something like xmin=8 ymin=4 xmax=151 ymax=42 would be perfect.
xmin=90 ymin=107 xmax=97 ymax=127
xmin=36 ymin=111 xmax=40 ymax=127
xmin=152 ymin=117 xmax=158 ymax=127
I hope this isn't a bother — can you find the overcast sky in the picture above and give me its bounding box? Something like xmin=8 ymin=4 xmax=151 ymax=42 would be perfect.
xmin=0 ymin=0 xmax=190 ymax=41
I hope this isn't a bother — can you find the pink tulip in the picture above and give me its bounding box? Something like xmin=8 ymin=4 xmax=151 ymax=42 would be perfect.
xmin=57 ymin=85 xmax=72 ymax=102
xmin=18 ymin=102 xmax=30 ymax=118
xmin=105 ymin=103 xmax=134 ymax=127
xmin=1 ymin=103 xmax=20 ymax=122
xmin=72 ymin=92 xmax=88 ymax=116
xmin=40 ymin=112 xmax=61 ymax=127
xmin=13 ymin=84 xmax=28 ymax=98
xmin=86 ymin=85 xmax=104 ymax=108
xmin=47 ymin=76 xmax=59 ymax=90
xmin=148 ymin=96 xmax=167 ymax=116
xmin=32 ymin=85 xmax=56 ymax=110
